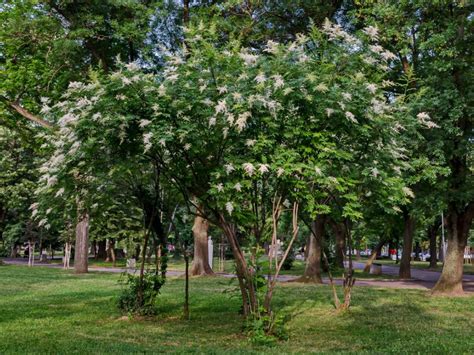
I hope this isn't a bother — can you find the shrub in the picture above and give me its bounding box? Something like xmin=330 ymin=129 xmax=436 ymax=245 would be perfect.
xmin=117 ymin=272 xmax=165 ymax=316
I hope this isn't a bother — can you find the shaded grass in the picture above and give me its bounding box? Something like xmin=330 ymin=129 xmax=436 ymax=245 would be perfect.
xmin=0 ymin=265 xmax=472 ymax=353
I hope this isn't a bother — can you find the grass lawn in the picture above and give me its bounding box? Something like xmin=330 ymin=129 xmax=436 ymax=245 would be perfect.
xmin=0 ymin=265 xmax=473 ymax=353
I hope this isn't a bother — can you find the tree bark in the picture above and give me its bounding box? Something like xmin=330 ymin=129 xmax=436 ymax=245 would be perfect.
xmin=363 ymin=239 xmax=385 ymax=273
xmin=428 ymin=222 xmax=440 ymax=269
xmin=219 ymin=215 xmax=257 ymax=316
xmin=331 ymin=221 xmax=346 ymax=269
xmin=106 ymin=239 xmax=116 ymax=266
xmin=296 ymin=216 xmax=325 ymax=283
xmin=432 ymin=203 xmax=473 ymax=295
xmin=399 ymin=212 xmax=415 ymax=279
xmin=74 ymin=213 xmax=89 ymax=273
xmin=190 ymin=215 xmax=214 ymax=276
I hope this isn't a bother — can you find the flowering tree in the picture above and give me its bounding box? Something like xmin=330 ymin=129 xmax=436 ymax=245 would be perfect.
xmin=35 ymin=19 xmax=425 ymax=317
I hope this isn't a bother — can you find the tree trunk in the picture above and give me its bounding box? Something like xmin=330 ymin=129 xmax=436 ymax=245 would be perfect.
xmin=428 ymin=222 xmax=439 ymax=269
xmin=106 ymin=239 xmax=116 ymax=266
xmin=219 ymin=215 xmax=257 ymax=316
xmin=432 ymin=204 xmax=473 ymax=295
xmin=399 ymin=212 xmax=415 ymax=279
xmin=296 ymin=216 xmax=325 ymax=283
xmin=190 ymin=214 xmax=214 ymax=276
xmin=331 ymin=221 xmax=346 ymax=269
xmin=96 ymin=240 xmax=107 ymax=260
xmin=363 ymin=239 xmax=385 ymax=273
xmin=10 ymin=244 xmax=18 ymax=258
xmin=74 ymin=213 xmax=89 ymax=273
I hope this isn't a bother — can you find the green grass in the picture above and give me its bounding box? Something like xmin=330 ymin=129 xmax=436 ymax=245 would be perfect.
xmin=0 ymin=265 xmax=472 ymax=353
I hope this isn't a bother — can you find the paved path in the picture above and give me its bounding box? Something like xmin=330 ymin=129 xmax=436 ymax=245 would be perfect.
xmin=2 ymin=258 xmax=473 ymax=293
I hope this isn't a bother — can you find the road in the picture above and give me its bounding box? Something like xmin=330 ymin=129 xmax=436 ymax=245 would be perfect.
xmin=2 ymin=258 xmax=473 ymax=293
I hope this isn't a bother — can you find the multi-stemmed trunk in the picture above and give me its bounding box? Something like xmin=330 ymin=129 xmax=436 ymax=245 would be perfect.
xmin=432 ymin=203 xmax=473 ymax=295
xmin=190 ymin=214 xmax=214 ymax=276
xmin=399 ymin=212 xmax=415 ymax=279
xmin=219 ymin=215 xmax=257 ymax=317
xmin=296 ymin=216 xmax=325 ymax=283
xmin=74 ymin=212 xmax=89 ymax=273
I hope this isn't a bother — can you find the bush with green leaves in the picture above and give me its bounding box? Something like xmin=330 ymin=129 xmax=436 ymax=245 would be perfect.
xmin=118 ymin=272 xmax=166 ymax=316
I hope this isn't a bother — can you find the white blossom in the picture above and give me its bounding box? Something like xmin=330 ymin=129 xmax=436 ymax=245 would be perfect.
xmin=159 ymin=139 xmax=166 ymax=147
xmin=243 ymin=163 xmax=255 ymax=176
xmin=225 ymin=163 xmax=235 ymax=174
xmin=40 ymin=105 xmax=51 ymax=114
xmin=258 ymin=164 xmax=269 ymax=174
xmin=417 ymin=112 xmax=439 ymax=128
xmin=342 ymin=92 xmax=352 ymax=101
xmin=55 ymin=188 xmax=65 ymax=197
xmin=315 ymin=166 xmax=322 ymax=176
xmin=226 ymin=113 xmax=235 ymax=125
xmin=216 ymin=183 xmax=224 ymax=193
xmin=234 ymin=183 xmax=242 ymax=192
xmin=254 ymin=73 xmax=266 ymax=84
xmin=369 ymin=44 xmax=384 ymax=54
xmin=209 ymin=116 xmax=216 ymax=126
xmin=158 ymin=84 xmax=166 ymax=96
xmin=116 ymin=94 xmax=127 ymax=101
xmin=143 ymin=132 xmax=153 ymax=152
xmin=217 ymin=86 xmax=228 ymax=94
xmin=283 ymin=199 xmax=291 ymax=208
xmin=381 ymin=50 xmax=397 ymax=61
xmin=58 ymin=113 xmax=78 ymax=127
xmin=239 ymin=52 xmax=259 ymax=66
xmin=366 ymin=83 xmax=377 ymax=94
xmin=246 ymin=139 xmax=256 ymax=147
xmin=47 ymin=175 xmax=58 ymax=187
xmin=232 ymin=92 xmax=242 ymax=101
xmin=68 ymin=81 xmax=84 ymax=90
xmin=184 ymin=143 xmax=191 ymax=151
xmin=122 ymin=77 xmax=132 ymax=85
xmin=139 ymin=119 xmax=151 ymax=128
xmin=315 ymin=83 xmax=329 ymax=92
xmin=202 ymin=98 xmax=213 ymax=106
xmin=235 ymin=112 xmax=251 ymax=132
xmin=125 ymin=62 xmax=140 ymax=71
xmin=264 ymin=40 xmax=279 ymax=54
xmin=363 ymin=25 xmax=379 ymax=40
xmin=272 ymin=75 xmax=285 ymax=89
xmin=345 ymin=111 xmax=358 ymax=123
xmin=326 ymin=108 xmax=334 ymax=117
xmin=38 ymin=218 xmax=48 ymax=227
xmin=215 ymin=100 xmax=227 ymax=114
xmin=371 ymin=167 xmax=379 ymax=177
xmin=402 ymin=187 xmax=415 ymax=198
xmin=225 ymin=202 xmax=234 ymax=215
xmin=277 ymin=167 xmax=285 ymax=177
xmin=166 ymin=73 xmax=179 ymax=83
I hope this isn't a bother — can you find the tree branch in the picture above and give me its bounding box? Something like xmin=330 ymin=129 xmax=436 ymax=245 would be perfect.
xmin=0 ymin=96 xmax=53 ymax=129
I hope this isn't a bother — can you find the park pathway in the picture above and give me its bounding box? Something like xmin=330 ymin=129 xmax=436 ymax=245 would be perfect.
xmin=2 ymin=258 xmax=473 ymax=293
